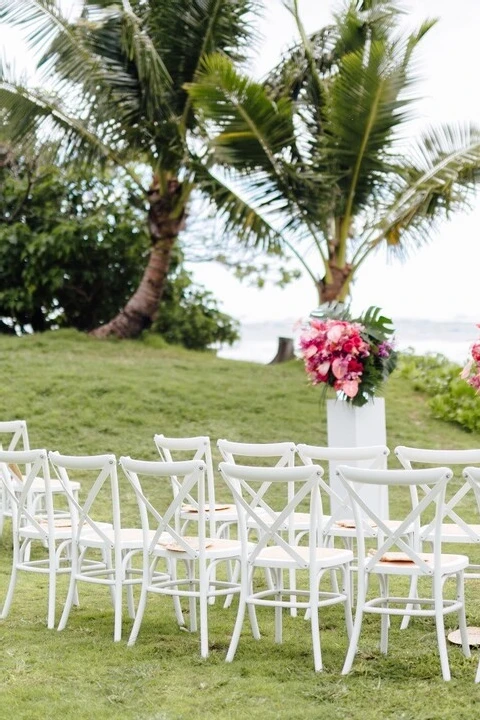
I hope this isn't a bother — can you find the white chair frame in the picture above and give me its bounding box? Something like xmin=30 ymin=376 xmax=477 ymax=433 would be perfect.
xmin=0 ymin=420 xmax=80 ymax=535
xmin=120 ymin=456 xmax=243 ymax=658
xmin=49 ymin=451 xmax=154 ymax=642
xmin=0 ymin=448 xmax=73 ymax=629
xmin=337 ymin=463 xmax=470 ymax=681
xmin=219 ymin=461 xmax=353 ymax=672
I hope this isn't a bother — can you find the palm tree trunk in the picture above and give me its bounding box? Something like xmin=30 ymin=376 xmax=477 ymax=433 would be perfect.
xmin=318 ymin=260 xmax=352 ymax=304
xmin=91 ymin=177 xmax=185 ymax=339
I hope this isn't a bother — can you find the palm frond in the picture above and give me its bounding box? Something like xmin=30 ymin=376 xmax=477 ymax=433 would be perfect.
xmin=192 ymin=159 xmax=285 ymax=251
xmin=359 ymin=123 xmax=480 ymax=261
xmin=0 ymin=80 xmax=147 ymax=192
xmin=328 ymin=38 xmax=416 ymax=216
xmin=187 ymin=53 xmax=295 ymax=172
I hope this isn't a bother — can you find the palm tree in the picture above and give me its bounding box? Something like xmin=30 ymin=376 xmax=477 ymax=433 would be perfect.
xmin=0 ymin=0 xmax=276 ymax=338
xmin=186 ymin=0 xmax=480 ymax=305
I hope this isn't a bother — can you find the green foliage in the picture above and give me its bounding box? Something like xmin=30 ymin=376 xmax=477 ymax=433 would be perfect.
xmin=153 ymin=264 xmax=240 ymax=350
xmin=0 ymin=152 xmax=239 ymax=349
xmin=0 ymin=154 xmax=149 ymax=332
xmin=398 ymin=352 xmax=480 ymax=433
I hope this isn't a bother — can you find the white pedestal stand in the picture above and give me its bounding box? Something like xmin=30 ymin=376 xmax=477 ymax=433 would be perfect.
xmin=326 ymin=397 xmax=388 ymax=520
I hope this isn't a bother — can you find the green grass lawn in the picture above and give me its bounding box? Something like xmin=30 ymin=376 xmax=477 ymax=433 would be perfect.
xmin=1 ymin=330 xmax=480 ymax=720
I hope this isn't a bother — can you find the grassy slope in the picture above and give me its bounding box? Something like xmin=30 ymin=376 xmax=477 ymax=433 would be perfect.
xmin=1 ymin=330 xmax=480 ymax=720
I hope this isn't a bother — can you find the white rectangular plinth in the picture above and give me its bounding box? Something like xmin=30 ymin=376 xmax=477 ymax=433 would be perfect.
xmin=326 ymin=397 xmax=388 ymax=520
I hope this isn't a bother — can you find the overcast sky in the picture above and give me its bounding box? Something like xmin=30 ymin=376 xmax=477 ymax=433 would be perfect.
xmin=192 ymin=0 xmax=480 ymax=325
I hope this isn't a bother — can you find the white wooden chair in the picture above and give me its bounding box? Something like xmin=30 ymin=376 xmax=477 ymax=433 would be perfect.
xmin=219 ymin=461 xmax=353 ymax=672
xmin=0 ymin=420 xmax=80 ymax=535
xmin=49 ymin=451 xmax=160 ymax=642
xmin=217 ymin=439 xmax=301 ymax=612
xmin=337 ymin=464 xmax=470 ymax=681
xmin=395 ymin=446 xmax=480 ymax=578
xmin=395 ymin=446 xmax=480 ymax=630
xmin=154 ymin=434 xmax=237 ymax=540
xmin=120 ymin=456 xmax=244 ymax=658
xmin=0 ymin=448 xmax=73 ymax=629
xmin=296 ymin=444 xmax=390 ymax=546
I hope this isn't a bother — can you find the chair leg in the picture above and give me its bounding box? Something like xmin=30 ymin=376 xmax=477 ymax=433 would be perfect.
xmin=113 ymin=570 xmax=123 ymax=642
xmin=400 ymin=575 xmax=419 ymax=630
xmin=226 ymin=565 xmax=250 ymax=662
xmin=46 ymin=546 xmax=57 ymax=630
xmin=379 ymin=574 xmax=389 ymax=654
xmin=310 ymin=571 xmax=322 ymax=672
xmin=342 ymin=576 xmax=366 ymax=675
xmin=1 ymin=548 xmax=19 ymax=619
xmin=434 ymin=575 xmax=451 ymax=681
xmin=167 ymin=558 xmax=185 ymax=626
xmin=127 ymin=582 xmax=148 ymax=647
xmin=342 ymin=564 xmax=353 ymax=639
xmin=199 ymin=569 xmax=209 ymax=658
xmin=58 ymin=559 xmax=78 ymax=632
xmin=455 ymin=570 xmax=471 ymax=659
xmin=223 ymin=559 xmax=240 ymax=609
xmin=186 ymin=560 xmax=197 ymax=633
xmin=226 ymin=595 xmax=247 ymax=662
xmin=274 ymin=569 xmax=283 ymax=644
xmin=289 ymin=566 xmax=297 ymax=618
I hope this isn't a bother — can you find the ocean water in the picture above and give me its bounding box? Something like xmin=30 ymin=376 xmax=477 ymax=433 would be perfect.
xmin=217 ymin=318 xmax=477 ymax=366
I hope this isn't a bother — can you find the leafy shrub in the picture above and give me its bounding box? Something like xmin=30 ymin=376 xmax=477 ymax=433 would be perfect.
xmin=398 ymin=352 xmax=480 ymax=432
xmin=153 ymin=265 xmax=239 ymax=351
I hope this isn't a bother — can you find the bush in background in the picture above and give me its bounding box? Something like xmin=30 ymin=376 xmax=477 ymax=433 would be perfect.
xmin=398 ymin=352 xmax=480 ymax=433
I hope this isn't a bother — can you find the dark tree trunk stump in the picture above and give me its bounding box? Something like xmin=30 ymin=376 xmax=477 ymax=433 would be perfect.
xmin=269 ymin=336 xmax=295 ymax=364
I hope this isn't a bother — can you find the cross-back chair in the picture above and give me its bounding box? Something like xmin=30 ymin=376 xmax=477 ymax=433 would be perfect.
xmin=395 ymin=446 xmax=480 ymax=577
xmin=219 ymin=461 xmax=353 ymax=672
xmin=120 ymin=456 xmax=244 ymax=658
xmin=217 ymin=439 xmax=303 ymax=611
xmin=153 ymin=434 xmax=237 ymax=540
xmin=0 ymin=448 xmax=73 ymax=629
xmin=337 ymin=464 xmax=470 ymax=681
xmin=49 ymin=451 xmax=151 ymax=642
xmin=0 ymin=420 xmax=80 ymax=536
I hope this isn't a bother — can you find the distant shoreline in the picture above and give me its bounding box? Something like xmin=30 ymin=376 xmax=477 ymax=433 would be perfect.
xmin=218 ymin=317 xmax=475 ymax=365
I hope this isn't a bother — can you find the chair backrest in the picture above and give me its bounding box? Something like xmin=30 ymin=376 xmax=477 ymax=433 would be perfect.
xmin=48 ymin=451 xmax=120 ymax=546
xmin=120 ymin=457 xmax=207 ymax=559
xmin=0 ymin=448 xmax=55 ymax=540
xmin=153 ymin=434 xmax=216 ymax=536
xmin=0 ymin=420 xmax=30 ymax=451
xmin=217 ymin=440 xmax=297 ymax=513
xmin=0 ymin=421 xmax=31 ymax=478
xmin=395 ymin=446 xmax=480 ymax=533
xmin=336 ymin=464 xmax=453 ymax=573
xmin=219 ymin=462 xmax=325 ymax=564
xmin=217 ymin=439 xmax=296 ymax=467
xmin=296 ymin=444 xmax=390 ymax=523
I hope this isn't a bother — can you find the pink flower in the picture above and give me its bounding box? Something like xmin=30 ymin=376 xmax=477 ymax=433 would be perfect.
xmin=317 ymin=361 xmax=330 ymax=376
xmin=326 ymin=323 xmax=345 ymax=343
xmin=304 ymin=345 xmax=317 ymax=359
xmin=332 ymin=357 xmax=348 ymax=379
xmin=342 ymin=380 xmax=360 ymax=397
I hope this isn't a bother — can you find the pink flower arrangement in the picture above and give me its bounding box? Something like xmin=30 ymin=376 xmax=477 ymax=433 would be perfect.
xmin=298 ymin=305 xmax=397 ymax=407
xmin=300 ymin=319 xmax=370 ymax=399
xmin=461 ymin=327 xmax=480 ymax=392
